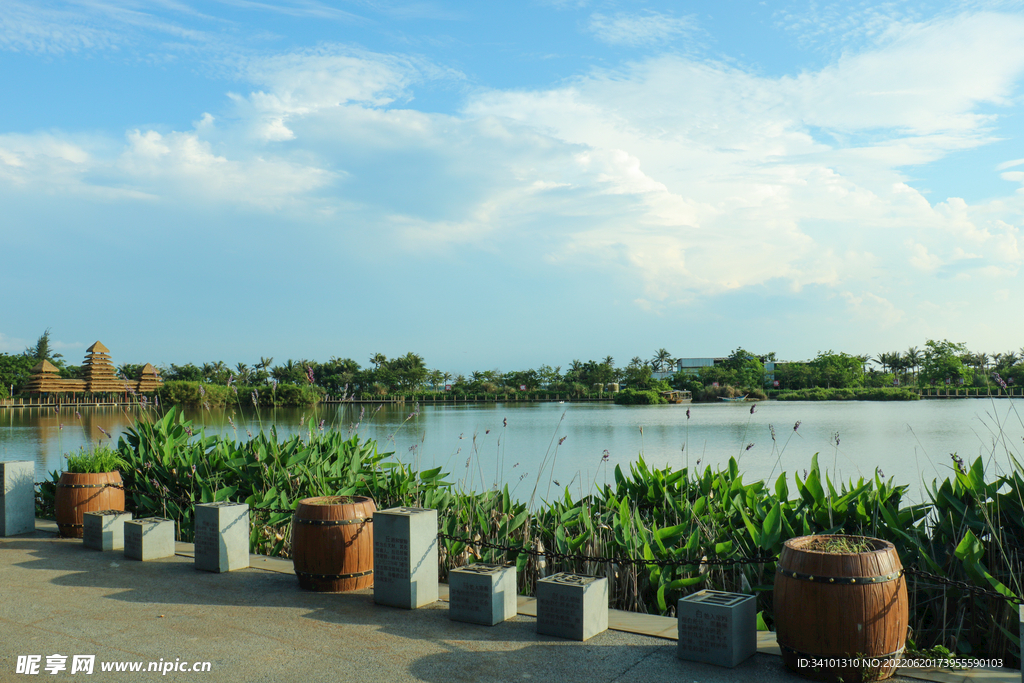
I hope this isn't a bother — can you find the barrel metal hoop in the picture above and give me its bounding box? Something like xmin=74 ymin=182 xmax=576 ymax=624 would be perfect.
xmin=57 ymin=523 xmax=84 ymax=529
xmin=295 ymin=517 xmax=372 ymax=527
xmin=295 ymin=569 xmax=373 ymax=580
xmin=57 ymin=483 xmax=112 ymax=489
xmin=779 ymin=643 xmax=906 ymax=661
xmin=776 ymin=566 xmax=903 ymax=584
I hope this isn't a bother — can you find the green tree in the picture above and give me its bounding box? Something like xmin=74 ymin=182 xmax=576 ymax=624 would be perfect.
xmin=809 ymin=351 xmax=864 ymax=388
xmin=118 ymin=364 xmax=144 ymax=381
xmin=722 ymin=348 xmax=765 ymax=388
xmin=697 ymin=364 xmax=736 ymax=388
xmin=623 ymin=364 xmax=657 ymax=389
xmin=904 ymin=346 xmax=921 ymax=382
xmin=0 ymin=353 xmax=36 ymax=396
xmin=504 ymin=369 xmax=540 ymax=391
xmin=919 ymin=339 xmax=972 ymax=386
xmin=536 ymin=365 xmax=561 ymax=387
xmin=165 ymin=363 xmax=204 ymax=382
xmin=774 ymin=362 xmax=814 ymax=390
xmin=24 ymin=328 xmax=62 ymax=362
xmin=651 ymin=348 xmax=673 ymax=372
xmin=317 ymin=357 xmax=360 ymax=395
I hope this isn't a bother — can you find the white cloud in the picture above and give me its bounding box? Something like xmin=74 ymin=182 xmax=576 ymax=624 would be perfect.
xmin=0 ymin=2 xmax=122 ymax=55
xmin=841 ymin=291 xmax=906 ymax=328
xmin=459 ymin=11 xmax=1024 ymax=306
xmin=0 ymin=333 xmax=29 ymax=355
xmin=588 ymin=11 xmax=693 ymax=46
xmin=4 ymin=9 xmax=1024 ymax=324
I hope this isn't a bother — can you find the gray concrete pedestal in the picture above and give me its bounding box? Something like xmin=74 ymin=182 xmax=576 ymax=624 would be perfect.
xmin=1 ymin=461 xmax=35 ymax=537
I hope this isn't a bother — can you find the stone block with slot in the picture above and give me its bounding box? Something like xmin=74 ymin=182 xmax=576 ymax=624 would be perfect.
xmin=449 ymin=563 xmax=517 ymax=626
xmin=373 ymin=507 xmax=438 ymax=609
xmin=124 ymin=517 xmax=175 ymax=561
xmin=194 ymin=502 xmax=249 ymax=573
xmin=677 ymin=590 xmax=756 ymax=668
xmin=83 ymin=510 xmax=132 ymax=551
xmin=1 ymin=460 xmax=34 ymax=537
xmin=536 ymin=572 xmax=608 ymax=641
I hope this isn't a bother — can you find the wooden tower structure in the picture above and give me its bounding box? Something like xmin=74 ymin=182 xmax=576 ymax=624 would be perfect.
xmin=136 ymin=363 xmax=163 ymax=393
xmin=81 ymin=341 xmax=124 ymax=393
xmin=23 ymin=360 xmax=86 ymax=394
xmin=20 ymin=341 xmax=164 ymax=396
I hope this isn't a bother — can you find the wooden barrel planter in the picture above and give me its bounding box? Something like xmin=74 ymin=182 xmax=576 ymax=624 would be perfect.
xmin=292 ymin=496 xmax=376 ymax=592
xmin=55 ymin=471 xmax=125 ymax=538
xmin=774 ymin=535 xmax=908 ymax=683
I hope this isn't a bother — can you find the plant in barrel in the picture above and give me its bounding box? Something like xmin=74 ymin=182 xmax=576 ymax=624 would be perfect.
xmin=774 ymin=535 xmax=908 ymax=683
xmin=289 ymin=434 xmax=386 ymax=592
xmin=54 ymin=446 xmax=127 ymax=538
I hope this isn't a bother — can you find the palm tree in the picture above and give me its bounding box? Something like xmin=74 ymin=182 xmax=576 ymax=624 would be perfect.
xmin=991 ymin=352 xmax=1004 ymax=371
xmin=904 ymin=347 xmax=920 ymax=381
xmin=652 ymin=348 xmax=672 ymax=372
xmin=603 ymin=355 xmax=615 ymax=367
xmin=370 ymin=353 xmax=386 ymax=369
xmin=628 ymin=356 xmax=644 ymax=369
xmin=873 ymin=353 xmax=889 ymax=374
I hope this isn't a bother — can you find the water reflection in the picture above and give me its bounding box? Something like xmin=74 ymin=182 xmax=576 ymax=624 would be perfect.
xmin=2 ymin=399 xmax=1022 ymax=504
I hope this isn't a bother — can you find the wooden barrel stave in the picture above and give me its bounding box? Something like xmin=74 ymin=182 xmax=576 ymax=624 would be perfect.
xmin=55 ymin=471 xmax=125 ymax=538
xmin=775 ymin=535 xmax=908 ymax=683
xmin=292 ymin=496 xmax=375 ymax=592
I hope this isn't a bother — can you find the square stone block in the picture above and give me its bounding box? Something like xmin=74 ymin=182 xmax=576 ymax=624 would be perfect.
xmin=1 ymin=460 xmax=35 ymax=537
xmin=677 ymin=590 xmax=756 ymax=668
xmin=373 ymin=507 xmax=438 ymax=609
xmin=194 ymin=502 xmax=249 ymax=573
xmin=449 ymin=563 xmax=517 ymax=626
xmin=536 ymin=572 xmax=608 ymax=641
xmin=83 ymin=510 xmax=132 ymax=551
xmin=125 ymin=517 xmax=175 ymax=561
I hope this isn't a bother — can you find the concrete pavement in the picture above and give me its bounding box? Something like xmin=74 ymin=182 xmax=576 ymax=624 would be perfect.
xmin=0 ymin=522 xmax=1014 ymax=683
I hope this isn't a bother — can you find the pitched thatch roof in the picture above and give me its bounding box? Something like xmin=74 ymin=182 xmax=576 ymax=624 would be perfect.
xmin=136 ymin=362 xmax=163 ymax=393
xmin=30 ymin=360 xmax=60 ymax=374
xmin=86 ymin=341 xmax=110 ymax=354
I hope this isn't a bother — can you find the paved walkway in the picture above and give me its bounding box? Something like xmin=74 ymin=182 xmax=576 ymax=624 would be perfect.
xmin=0 ymin=522 xmax=1014 ymax=683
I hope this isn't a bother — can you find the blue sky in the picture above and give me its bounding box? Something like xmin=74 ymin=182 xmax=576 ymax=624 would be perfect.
xmin=2 ymin=0 xmax=1024 ymax=374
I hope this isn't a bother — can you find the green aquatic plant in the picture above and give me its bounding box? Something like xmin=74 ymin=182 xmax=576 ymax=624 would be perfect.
xmin=64 ymin=445 xmax=127 ymax=473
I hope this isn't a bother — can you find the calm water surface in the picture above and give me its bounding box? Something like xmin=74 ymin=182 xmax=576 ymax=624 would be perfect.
xmin=3 ymin=400 xmax=1022 ymax=505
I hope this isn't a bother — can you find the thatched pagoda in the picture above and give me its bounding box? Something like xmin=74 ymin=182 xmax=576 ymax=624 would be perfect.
xmin=136 ymin=363 xmax=163 ymax=393
xmin=22 ymin=360 xmax=86 ymax=394
xmin=81 ymin=341 xmax=126 ymax=393
xmin=22 ymin=341 xmax=163 ymax=396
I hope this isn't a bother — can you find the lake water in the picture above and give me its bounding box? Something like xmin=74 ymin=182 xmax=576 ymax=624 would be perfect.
xmin=3 ymin=399 xmax=1022 ymax=505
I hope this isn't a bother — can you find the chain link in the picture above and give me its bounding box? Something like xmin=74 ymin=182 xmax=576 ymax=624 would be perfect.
xmin=33 ymin=481 xmax=1023 ymax=606
xmin=438 ymin=532 xmax=777 ymax=568
xmin=35 ymin=480 xmax=293 ymax=515
xmin=904 ymin=566 xmax=1024 ymax=606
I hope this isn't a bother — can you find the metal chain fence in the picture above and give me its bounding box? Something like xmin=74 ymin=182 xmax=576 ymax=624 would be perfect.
xmin=34 ymin=481 xmax=1024 ymax=607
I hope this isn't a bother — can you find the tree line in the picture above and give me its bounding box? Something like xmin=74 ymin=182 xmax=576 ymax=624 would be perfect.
xmin=4 ymin=330 xmax=1024 ymax=401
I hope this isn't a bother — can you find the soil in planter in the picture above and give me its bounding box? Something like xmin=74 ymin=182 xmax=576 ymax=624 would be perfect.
xmin=801 ymin=536 xmax=874 ymax=553
xmin=306 ymin=496 xmax=358 ymax=506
